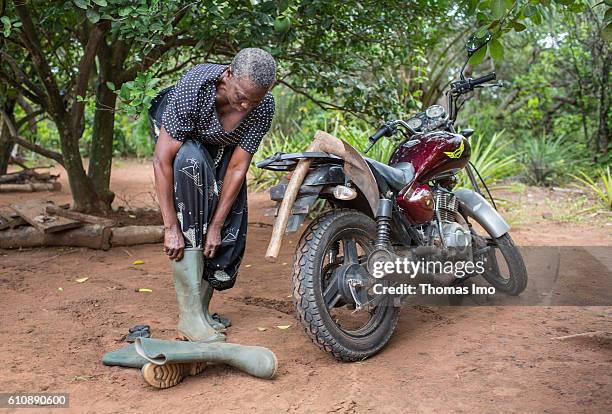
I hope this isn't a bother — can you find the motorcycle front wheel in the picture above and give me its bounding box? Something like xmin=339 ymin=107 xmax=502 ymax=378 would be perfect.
xmin=292 ymin=209 xmax=400 ymax=362
xmin=464 ymin=212 xmax=528 ymax=295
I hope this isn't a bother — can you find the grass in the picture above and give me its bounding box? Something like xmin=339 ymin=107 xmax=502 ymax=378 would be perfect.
xmin=571 ymin=166 xmax=612 ymax=211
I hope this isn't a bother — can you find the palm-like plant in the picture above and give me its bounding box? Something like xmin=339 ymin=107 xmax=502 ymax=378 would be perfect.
xmin=455 ymin=130 xmax=519 ymax=189
xmin=571 ymin=167 xmax=612 ymax=211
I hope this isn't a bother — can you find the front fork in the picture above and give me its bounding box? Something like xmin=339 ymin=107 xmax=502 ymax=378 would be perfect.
xmin=465 ymin=163 xmax=483 ymax=195
xmin=347 ymin=197 xmax=398 ymax=311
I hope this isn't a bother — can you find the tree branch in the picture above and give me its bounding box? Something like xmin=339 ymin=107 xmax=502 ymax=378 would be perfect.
xmin=15 ymin=108 xmax=45 ymax=131
xmin=13 ymin=0 xmax=65 ymax=117
xmin=70 ymin=20 xmax=111 ymax=134
xmin=0 ymin=50 xmax=47 ymax=103
xmin=278 ymin=80 xmax=372 ymax=124
xmin=0 ymin=68 xmax=46 ymax=107
xmin=118 ymin=37 xmax=198 ymax=84
xmin=0 ymin=108 xmax=64 ymax=165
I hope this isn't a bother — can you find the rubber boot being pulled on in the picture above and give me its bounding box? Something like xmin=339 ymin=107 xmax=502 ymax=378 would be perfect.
xmin=172 ymin=249 xmax=225 ymax=343
xmin=201 ymin=278 xmax=232 ymax=331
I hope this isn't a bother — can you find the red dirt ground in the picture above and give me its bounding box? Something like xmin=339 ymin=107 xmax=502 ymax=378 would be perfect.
xmin=1 ymin=160 xmax=610 ymax=413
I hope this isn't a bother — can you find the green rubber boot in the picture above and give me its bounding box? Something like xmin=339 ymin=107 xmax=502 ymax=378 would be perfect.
xmin=101 ymin=343 xmax=148 ymax=368
xmin=201 ymin=278 xmax=231 ymax=331
xmin=172 ymin=249 xmax=225 ymax=343
xmin=135 ymin=337 xmax=277 ymax=389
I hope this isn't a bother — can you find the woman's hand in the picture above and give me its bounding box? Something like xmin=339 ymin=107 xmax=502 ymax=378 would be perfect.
xmin=164 ymin=224 xmax=185 ymax=261
xmin=204 ymin=224 xmax=222 ymax=258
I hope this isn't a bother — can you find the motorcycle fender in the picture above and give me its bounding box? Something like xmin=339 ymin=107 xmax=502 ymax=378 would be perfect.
xmin=269 ymin=165 xmax=345 ymax=233
xmin=454 ymin=188 xmax=510 ymax=239
xmin=270 ymin=165 xmax=345 ymax=202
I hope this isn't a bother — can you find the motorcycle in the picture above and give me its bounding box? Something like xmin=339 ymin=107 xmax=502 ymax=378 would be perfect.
xmin=256 ymin=30 xmax=527 ymax=361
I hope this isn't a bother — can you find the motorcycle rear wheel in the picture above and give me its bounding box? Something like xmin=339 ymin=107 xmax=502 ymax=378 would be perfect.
xmin=292 ymin=209 xmax=400 ymax=362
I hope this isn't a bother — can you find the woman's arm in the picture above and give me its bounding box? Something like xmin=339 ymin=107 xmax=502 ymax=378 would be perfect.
xmin=203 ymin=146 xmax=252 ymax=258
xmin=153 ymin=126 xmax=185 ymax=261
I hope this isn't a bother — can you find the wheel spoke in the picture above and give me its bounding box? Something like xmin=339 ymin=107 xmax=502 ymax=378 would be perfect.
xmin=323 ymin=271 xmax=342 ymax=310
xmin=342 ymin=238 xmax=359 ymax=264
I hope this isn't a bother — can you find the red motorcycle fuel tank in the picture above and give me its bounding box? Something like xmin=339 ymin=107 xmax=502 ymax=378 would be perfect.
xmin=389 ymin=131 xmax=471 ymax=183
xmin=396 ymin=183 xmax=434 ymax=225
xmin=390 ymin=131 xmax=470 ymax=225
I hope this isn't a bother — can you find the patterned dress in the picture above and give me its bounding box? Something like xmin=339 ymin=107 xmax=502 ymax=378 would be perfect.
xmin=148 ymin=63 xmax=275 ymax=290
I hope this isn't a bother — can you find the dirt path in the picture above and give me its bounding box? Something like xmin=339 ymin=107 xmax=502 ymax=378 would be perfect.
xmin=1 ymin=160 xmax=610 ymax=413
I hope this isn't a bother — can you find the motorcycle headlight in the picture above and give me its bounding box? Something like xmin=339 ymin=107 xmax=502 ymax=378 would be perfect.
xmin=425 ymin=105 xmax=446 ymax=119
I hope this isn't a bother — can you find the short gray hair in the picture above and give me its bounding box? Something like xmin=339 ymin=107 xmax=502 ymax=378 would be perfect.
xmin=231 ymin=48 xmax=276 ymax=88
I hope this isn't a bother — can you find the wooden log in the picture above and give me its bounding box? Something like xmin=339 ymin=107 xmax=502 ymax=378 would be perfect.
xmin=0 ymin=206 xmax=18 ymax=221
xmin=0 ymin=226 xmax=45 ymax=248
xmin=0 ymin=170 xmax=28 ymax=184
xmin=0 ymin=182 xmax=61 ymax=192
xmin=0 ymin=206 xmax=26 ymax=230
xmin=11 ymin=202 xmax=82 ymax=233
xmin=0 ymin=169 xmax=54 ymax=183
xmin=45 ymin=205 xmax=116 ymax=227
xmin=111 ymin=225 xmax=164 ymax=246
xmin=0 ymin=224 xmax=111 ymax=250
xmin=51 ymin=224 xmax=112 ymax=250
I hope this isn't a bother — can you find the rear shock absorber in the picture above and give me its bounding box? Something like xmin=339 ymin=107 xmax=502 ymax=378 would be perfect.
xmin=375 ymin=198 xmax=393 ymax=249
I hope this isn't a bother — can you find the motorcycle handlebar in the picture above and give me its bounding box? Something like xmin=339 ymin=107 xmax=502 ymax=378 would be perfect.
xmin=369 ymin=123 xmax=393 ymax=142
xmin=470 ymin=72 xmax=496 ymax=87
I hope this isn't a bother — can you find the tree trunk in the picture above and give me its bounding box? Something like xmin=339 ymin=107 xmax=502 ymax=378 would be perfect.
xmin=88 ymin=80 xmax=117 ymax=206
xmin=597 ymin=49 xmax=610 ymax=156
xmin=0 ymin=97 xmax=16 ymax=175
xmin=55 ymin=117 xmax=106 ymax=213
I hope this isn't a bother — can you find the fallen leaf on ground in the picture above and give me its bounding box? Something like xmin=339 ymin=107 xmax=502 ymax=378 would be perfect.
xmin=257 ymin=327 xmax=267 ymax=331
xmin=132 ymin=260 xmax=145 ymax=265
xmin=245 ymin=264 xmax=252 ymax=268
xmin=276 ymin=325 xmax=291 ymax=330
xmin=75 ymin=277 xmax=88 ymax=283
xmin=138 ymin=288 xmax=153 ymax=293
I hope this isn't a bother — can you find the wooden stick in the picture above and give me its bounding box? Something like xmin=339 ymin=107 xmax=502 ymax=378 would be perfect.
xmin=552 ymin=331 xmax=611 ymax=340
xmin=45 ymin=205 xmax=116 ymax=226
xmin=265 ymin=141 xmax=319 ymax=262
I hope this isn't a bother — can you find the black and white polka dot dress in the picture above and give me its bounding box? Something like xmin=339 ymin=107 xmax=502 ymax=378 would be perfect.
xmin=160 ymin=63 xmax=275 ymax=155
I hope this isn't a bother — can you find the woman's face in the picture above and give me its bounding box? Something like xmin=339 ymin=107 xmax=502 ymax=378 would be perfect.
xmin=221 ymin=67 xmax=269 ymax=112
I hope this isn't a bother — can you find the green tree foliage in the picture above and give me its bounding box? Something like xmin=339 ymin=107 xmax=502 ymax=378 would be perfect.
xmin=458 ymin=1 xmax=609 ymax=187
xmin=0 ymin=0 xmax=596 ymax=211
xmin=0 ymin=0 xmax=454 ymax=211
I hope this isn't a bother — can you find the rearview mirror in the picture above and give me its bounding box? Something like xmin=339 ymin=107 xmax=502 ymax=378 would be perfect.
xmin=466 ymin=29 xmax=492 ymax=56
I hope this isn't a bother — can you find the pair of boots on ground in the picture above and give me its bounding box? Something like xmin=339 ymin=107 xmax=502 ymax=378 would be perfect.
xmin=103 ymin=337 xmax=278 ymax=389
xmin=102 ymin=248 xmax=278 ymax=388
xmin=174 ymin=248 xmax=230 ymax=343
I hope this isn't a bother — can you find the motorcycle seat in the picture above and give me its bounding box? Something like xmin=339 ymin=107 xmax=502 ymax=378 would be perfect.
xmin=365 ymin=158 xmax=414 ymax=191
